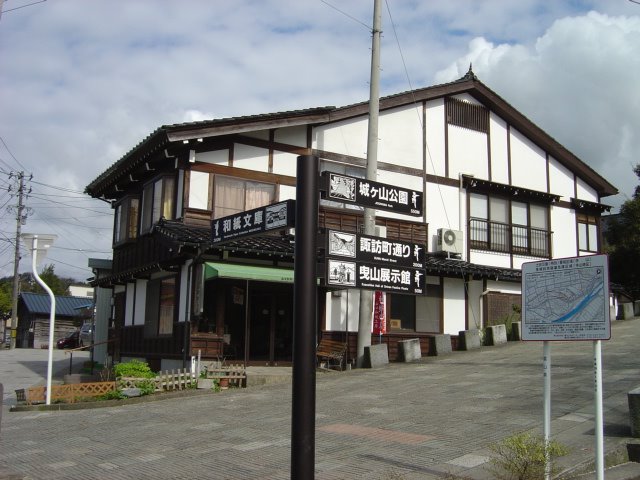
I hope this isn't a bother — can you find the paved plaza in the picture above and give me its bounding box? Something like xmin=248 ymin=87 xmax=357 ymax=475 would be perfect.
xmin=1 ymin=318 xmax=640 ymax=479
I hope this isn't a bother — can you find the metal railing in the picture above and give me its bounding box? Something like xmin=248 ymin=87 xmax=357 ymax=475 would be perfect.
xmin=469 ymin=218 xmax=550 ymax=257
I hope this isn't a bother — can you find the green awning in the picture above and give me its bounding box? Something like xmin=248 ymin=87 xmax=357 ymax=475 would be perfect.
xmin=204 ymin=262 xmax=294 ymax=283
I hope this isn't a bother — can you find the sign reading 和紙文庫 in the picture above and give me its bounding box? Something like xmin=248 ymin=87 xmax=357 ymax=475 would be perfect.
xmin=211 ymin=199 xmax=295 ymax=245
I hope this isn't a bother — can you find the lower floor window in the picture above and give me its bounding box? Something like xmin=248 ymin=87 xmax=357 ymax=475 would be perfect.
xmin=388 ymin=294 xmax=416 ymax=331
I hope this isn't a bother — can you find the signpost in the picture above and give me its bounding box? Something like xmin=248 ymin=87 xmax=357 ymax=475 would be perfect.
xmin=522 ymin=254 xmax=610 ymax=480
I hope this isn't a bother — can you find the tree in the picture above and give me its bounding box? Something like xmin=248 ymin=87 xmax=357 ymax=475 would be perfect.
xmin=605 ymin=165 xmax=640 ymax=298
xmin=31 ymin=264 xmax=70 ymax=296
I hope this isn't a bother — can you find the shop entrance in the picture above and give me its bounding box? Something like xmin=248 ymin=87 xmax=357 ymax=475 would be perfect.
xmin=248 ymin=290 xmax=293 ymax=365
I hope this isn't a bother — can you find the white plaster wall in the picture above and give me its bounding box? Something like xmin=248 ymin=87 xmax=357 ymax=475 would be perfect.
xmin=448 ymin=125 xmax=488 ymax=180
xmin=512 ymin=256 xmax=537 ymax=270
xmin=233 ymin=144 xmax=269 ymax=172
xmin=278 ymin=184 xmax=296 ymax=202
xmin=467 ymin=279 xmax=483 ymax=330
xmin=425 ymin=99 xmax=446 ymax=177
xmin=324 ymin=290 xmax=360 ymax=332
xmin=510 ymin=128 xmax=547 ymax=191
xmin=550 ymin=206 xmax=577 ymax=259
xmin=548 ymin=156 xmax=575 ymax=201
xmin=469 ymin=251 xmax=512 ymax=269
xmin=196 ymin=149 xmax=228 ymax=165
xmin=378 ymin=104 xmax=423 ymax=170
xmin=443 ymin=277 xmax=466 ymax=335
xmin=178 ymin=261 xmax=191 ymax=323
xmin=485 ymin=280 xmax=521 ymax=294
xmin=576 ymin=177 xmax=598 ymax=202
xmin=188 ymin=170 xmax=210 ymax=209
xmin=125 ymin=283 xmax=135 ymax=326
xmin=272 ymin=151 xmax=298 ymax=176
xmin=313 ymin=117 xmax=368 ymax=158
xmin=274 ymin=125 xmax=307 ymax=147
xmin=134 ymin=279 xmax=147 ymax=326
xmin=243 ymin=130 xmax=269 ymax=141
xmin=425 ymin=183 xmax=460 ymax=251
xmin=489 ymin=114 xmax=509 ymax=184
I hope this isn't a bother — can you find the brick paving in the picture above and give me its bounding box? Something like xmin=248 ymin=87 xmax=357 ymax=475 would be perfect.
xmin=1 ymin=318 xmax=640 ymax=479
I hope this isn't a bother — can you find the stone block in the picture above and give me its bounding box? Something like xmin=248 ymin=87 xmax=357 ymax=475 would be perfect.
xmin=486 ymin=325 xmax=507 ymax=346
xmin=364 ymin=344 xmax=389 ymax=368
xmin=620 ymin=303 xmax=635 ymax=320
xmin=431 ymin=334 xmax=452 ymax=356
xmin=627 ymin=442 xmax=640 ymax=463
xmin=398 ymin=338 xmax=421 ymax=362
xmin=510 ymin=322 xmax=522 ymax=341
xmin=458 ymin=329 xmax=481 ymax=351
xmin=122 ymin=387 xmax=142 ymax=398
xmin=628 ymin=387 xmax=640 ymax=438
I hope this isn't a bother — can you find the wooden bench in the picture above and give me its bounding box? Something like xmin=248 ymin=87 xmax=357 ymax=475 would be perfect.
xmin=316 ymin=338 xmax=348 ymax=371
xmin=203 ymin=363 xmax=246 ymax=388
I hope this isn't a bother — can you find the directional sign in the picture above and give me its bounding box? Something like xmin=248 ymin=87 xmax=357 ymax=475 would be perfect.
xmin=521 ymin=254 xmax=610 ymax=341
xmin=326 ymin=229 xmax=425 ymax=268
xmin=321 ymin=172 xmax=422 ymax=216
xmin=211 ymin=199 xmax=295 ymax=245
xmin=326 ymin=258 xmax=425 ymax=295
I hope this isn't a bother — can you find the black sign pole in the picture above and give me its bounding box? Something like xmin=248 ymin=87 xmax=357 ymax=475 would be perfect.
xmin=291 ymin=155 xmax=318 ymax=479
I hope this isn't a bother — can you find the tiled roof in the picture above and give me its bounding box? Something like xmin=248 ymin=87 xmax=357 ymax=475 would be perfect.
xmin=20 ymin=292 xmax=93 ymax=317
xmin=425 ymin=255 xmax=521 ymax=281
xmin=155 ymin=219 xmax=295 ymax=257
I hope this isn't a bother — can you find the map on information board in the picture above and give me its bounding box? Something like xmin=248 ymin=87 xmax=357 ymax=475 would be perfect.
xmin=521 ymin=254 xmax=610 ymax=341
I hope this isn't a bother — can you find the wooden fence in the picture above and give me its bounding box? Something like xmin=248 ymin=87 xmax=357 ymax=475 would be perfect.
xmin=16 ymin=381 xmax=116 ymax=405
xmin=118 ymin=368 xmax=196 ymax=392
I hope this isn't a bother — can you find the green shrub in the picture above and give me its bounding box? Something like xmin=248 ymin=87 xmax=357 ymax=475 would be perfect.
xmin=487 ymin=432 xmax=568 ymax=480
xmin=135 ymin=378 xmax=157 ymax=396
xmin=99 ymin=390 xmax=126 ymax=400
xmin=113 ymin=359 xmax=156 ymax=379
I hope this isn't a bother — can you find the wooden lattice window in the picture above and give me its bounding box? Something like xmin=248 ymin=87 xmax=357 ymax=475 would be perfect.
xmin=446 ymin=97 xmax=489 ymax=133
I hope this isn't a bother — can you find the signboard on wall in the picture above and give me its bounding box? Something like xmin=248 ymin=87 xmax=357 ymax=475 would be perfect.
xmin=211 ymin=199 xmax=295 ymax=245
xmin=521 ymin=254 xmax=610 ymax=341
xmin=321 ymin=172 xmax=423 ymax=216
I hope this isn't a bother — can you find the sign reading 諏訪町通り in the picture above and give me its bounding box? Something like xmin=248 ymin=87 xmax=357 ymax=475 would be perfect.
xmin=322 ymin=172 xmax=423 ymax=216
xmin=211 ymin=199 xmax=295 ymax=245
xmin=326 ymin=229 xmax=424 ymax=269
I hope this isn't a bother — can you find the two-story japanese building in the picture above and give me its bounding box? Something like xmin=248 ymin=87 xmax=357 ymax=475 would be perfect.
xmin=85 ymin=69 xmax=616 ymax=371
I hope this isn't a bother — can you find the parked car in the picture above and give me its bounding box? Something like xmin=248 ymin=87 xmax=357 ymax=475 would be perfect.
xmin=57 ymin=330 xmax=79 ymax=349
xmin=79 ymin=323 xmax=93 ymax=347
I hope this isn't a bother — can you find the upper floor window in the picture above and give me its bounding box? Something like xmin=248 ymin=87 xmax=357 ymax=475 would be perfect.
xmin=469 ymin=193 xmax=550 ymax=257
xmin=141 ymin=176 xmax=175 ymax=234
xmin=577 ymin=213 xmax=598 ymax=252
xmin=213 ymin=176 xmax=275 ymax=219
xmin=113 ymin=197 xmax=139 ymax=244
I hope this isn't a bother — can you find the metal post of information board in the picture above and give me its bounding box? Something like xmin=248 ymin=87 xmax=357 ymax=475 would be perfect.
xmin=543 ymin=340 xmax=551 ymax=480
xmin=594 ymin=340 xmax=604 ymax=480
xmin=291 ymin=154 xmax=318 ymax=479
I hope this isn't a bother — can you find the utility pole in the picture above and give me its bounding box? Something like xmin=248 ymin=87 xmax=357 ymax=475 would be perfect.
xmin=8 ymin=171 xmax=30 ymax=349
xmin=356 ymin=0 xmax=382 ymax=367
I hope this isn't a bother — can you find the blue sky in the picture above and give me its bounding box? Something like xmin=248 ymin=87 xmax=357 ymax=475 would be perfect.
xmin=0 ymin=0 xmax=639 ymax=280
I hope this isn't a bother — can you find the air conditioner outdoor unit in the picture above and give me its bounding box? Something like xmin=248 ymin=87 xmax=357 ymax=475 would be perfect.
xmin=437 ymin=228 xmax=463 ymax=254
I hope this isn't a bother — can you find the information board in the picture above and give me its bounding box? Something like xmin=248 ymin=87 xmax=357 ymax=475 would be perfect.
xmin=521 ymin=254 xmax=610 ymax=341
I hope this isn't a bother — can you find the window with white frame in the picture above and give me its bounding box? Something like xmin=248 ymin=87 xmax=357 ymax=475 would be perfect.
xmin=213 ymin=175 xmax=275 ymax=219
xmin=140 ymin=176 xmax=176 ymax=234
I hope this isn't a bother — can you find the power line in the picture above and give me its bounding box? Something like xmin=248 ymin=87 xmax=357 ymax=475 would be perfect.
xmin=0 ymin=137 xmax=29 ymax=173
